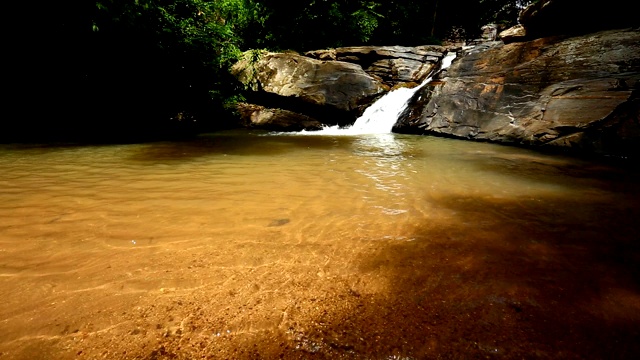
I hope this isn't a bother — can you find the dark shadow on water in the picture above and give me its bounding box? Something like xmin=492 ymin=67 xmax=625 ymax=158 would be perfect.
xmin=349 ymin=194 xmax=640 ymax=359
xmin=0 ymin=130 xmax=360 ymax=162
xmin=126 ymin=130 xmax=362 ymax=163
xmin=237 ymin=194 xmax=639 ymax=359
xmin=453 ymin=147 xmax=640 ymax=194
xmin=125 ymin=130 xmax=439 ymax=163
xmin=339 ymin=197 xmax=632 ymax=358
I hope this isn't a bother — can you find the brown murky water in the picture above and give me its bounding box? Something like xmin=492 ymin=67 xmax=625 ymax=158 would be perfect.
xmin=1 ymin=130 xmax=639 ymax=359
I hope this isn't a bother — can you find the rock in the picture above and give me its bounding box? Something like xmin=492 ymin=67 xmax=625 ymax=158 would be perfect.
xmin=235 ymin=103 xmax=323 ymax=131
xmin=481 ymin=24 xmax=498 ymax=41
xmin=305 ymin=45 xmax=448 ymax=88
xmin=498 ymin=25 xmax=527 ymax=44
xmin=395 ymin=29 xmax=640 ymax=157
xmin=267 ymin=218 xmax=290 ymax=227
xmin=231 ymin=47 xmax=448 ymax=131
xmin=232 ymin=51 xmax=387 ymax=120
xmin=518 ymin=0 xmax=639 ymax=40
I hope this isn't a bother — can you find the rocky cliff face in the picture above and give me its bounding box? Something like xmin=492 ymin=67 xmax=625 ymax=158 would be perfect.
xmin=230 ymin=0 xmax=639 ymax=157
xmin=231 ymin=47 xmax=448 ymax=131
xmin=394 ymin=28 xmax=640 ymax=156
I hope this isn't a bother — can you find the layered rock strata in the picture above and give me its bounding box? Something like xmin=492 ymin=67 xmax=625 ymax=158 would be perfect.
xmin=394 ymin=29 xmax=639 ymax=156
xmin=305 ymin=46 xmax=444 ymax=88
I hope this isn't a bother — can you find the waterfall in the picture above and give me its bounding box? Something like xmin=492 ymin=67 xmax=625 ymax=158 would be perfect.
xmin=302 ymin=51 xmax=457 ymax=135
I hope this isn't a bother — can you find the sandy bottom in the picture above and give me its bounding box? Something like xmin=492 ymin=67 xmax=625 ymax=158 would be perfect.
xmin=1 ymin=133 xmax=639 ymax=359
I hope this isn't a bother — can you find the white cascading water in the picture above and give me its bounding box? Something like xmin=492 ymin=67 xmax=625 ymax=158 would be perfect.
xmin=302 ymin=51 xmax=457 ymax=135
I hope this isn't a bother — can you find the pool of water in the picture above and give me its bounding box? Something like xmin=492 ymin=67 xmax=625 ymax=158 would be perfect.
xmin=1 ymin=130 xmax=639 ymax=359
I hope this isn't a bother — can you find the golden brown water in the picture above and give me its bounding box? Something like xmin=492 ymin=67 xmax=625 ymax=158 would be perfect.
xmin=1 ymin=130 xmax=639 ymax=359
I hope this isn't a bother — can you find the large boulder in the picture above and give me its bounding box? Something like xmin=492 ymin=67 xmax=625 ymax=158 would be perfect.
xmin=498 ymin=24 xmax=526 ymax=44
xmin=395 ymin=29 xmax=640 ymax=157
xmin=231 ymin=51 xmax=388 ymax=128
xmin=235 ymin=103 xmax=324 ymax=131
xmin=305 ymin=46 xmax=447 ymax=88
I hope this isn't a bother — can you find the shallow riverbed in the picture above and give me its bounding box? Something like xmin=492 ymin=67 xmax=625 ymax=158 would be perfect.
xmin=1 ymin=130 xmax=639 ymax=359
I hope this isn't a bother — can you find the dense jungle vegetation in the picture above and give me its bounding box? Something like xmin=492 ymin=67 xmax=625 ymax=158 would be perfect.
xmin=6 ymin=1 xmax=529 ymax=141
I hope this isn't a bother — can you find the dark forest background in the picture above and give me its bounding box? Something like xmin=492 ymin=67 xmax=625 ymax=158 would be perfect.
xmin=5 ymin=1 xmax=529 ymax=142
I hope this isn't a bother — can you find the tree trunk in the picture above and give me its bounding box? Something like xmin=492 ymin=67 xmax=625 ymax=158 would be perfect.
xmin=430 ymin=0 xmax=439 ymax=37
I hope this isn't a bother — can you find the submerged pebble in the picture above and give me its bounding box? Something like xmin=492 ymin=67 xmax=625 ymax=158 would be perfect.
xmin=268 ymin=218 xmax=290 ymax=227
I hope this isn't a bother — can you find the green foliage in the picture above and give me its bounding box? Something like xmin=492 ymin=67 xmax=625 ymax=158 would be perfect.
xmin=248 ymin=0 xmax=388 ymax=50
xmin=351 ymin=2 xmax=382 ymax=43
xmin=236 ymin=49 xmax=268 ymax=91
xmin=245 ymin=48 xmax=266 ymax=64
xmin=94 ymin=0 xmax=258 ymax=69
xmin=245 ymin=1 xmax=529 ymax=50
xmin=84 ymin=0 xmax=265 ymax=134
